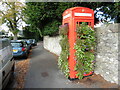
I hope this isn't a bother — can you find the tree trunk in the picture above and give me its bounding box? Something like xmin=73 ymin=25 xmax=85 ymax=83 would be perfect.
xmin=13 ymin=33 xmax=18 ymax=40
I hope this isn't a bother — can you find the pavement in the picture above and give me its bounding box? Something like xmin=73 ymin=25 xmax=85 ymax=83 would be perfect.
xmin=24 ymin=42 xmax=86 ymax=88
xmin=24 ymin=42 xmax=119 ymax=89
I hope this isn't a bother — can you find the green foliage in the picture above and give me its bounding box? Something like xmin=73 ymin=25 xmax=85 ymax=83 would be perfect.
xmin=59 ymin=24 xmax=69 ymax=35
xmin=12 ymin=29 xmax=20 ymax=35
xmin=95 ymin=2 xmax=120 ymax=22
xmin=74 ymin=23 xmax=96 ymax=79
xmin=23 ymin=2 xmax=120 ymax=38
xmin=58 ymin=25 xmax=69 ymax=78
xmin=43 ymin=20 xmax=61 ymax=36
xmin=23 ymin=26 xmax=41 ymax=41
xmin=58 ymin=23 xmax=96 ymax=79
xmin=23 ymin=2 xmax=76 ymax=36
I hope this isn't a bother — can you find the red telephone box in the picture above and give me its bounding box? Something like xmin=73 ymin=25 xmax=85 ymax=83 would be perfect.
xmin=62 ymin=7 xmax=94 ymax=79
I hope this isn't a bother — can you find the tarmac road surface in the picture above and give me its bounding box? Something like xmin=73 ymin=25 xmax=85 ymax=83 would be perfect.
xmin=5 ymin=42 xmax=118 ymax=89
xmin=24 ymin=42 xmax=86 ymax=88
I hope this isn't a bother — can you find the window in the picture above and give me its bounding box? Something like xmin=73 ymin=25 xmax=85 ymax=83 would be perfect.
xmin=11 ymin=43 xmax=23 ymax=47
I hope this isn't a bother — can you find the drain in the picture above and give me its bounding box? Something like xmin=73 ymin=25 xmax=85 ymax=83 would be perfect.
xmin=41 ymin=72 xmax=49 ymax=77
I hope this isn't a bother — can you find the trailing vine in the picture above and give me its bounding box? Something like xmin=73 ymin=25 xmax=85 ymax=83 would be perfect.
xmin=58 ymin=24 xmax=70 ymax=78
xmin=75 ymin=22 xmax=96 ymax=79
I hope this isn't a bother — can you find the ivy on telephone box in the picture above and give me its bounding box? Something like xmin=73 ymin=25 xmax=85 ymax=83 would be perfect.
xmin=58 ymin=24 xmax=70 ymax=78
xmin=74 ymin=23 xmax=96 ymax=79
xmin=58 ymin=7 xmax=96 ymax=79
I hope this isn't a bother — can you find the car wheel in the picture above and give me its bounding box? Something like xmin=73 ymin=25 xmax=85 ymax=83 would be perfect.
xmin=30 ymin=46 xmax=32 ymax=49
xmin=24 ymin=52 xmax=28 ymax=59
xmin=28 ymin=50 xmax=30 ymax=54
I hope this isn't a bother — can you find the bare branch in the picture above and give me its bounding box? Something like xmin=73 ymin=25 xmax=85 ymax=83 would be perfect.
xmin=9 ymin=21 xmax=13 ymax=30
xmin=1 ymin=11 xmax=5 ymax=16
xmin=16 ymin=17 xmax=20 ymax=22
xmin=4 ymin=2 xmax=12 ymax=8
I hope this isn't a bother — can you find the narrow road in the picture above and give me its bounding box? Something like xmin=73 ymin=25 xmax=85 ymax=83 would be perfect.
xmin=24 ymin=42 xmax=85 ymax=88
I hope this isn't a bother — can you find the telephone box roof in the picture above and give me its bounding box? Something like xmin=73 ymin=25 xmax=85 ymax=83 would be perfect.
xmin=62 ymin=7 xmax=94 ymax=20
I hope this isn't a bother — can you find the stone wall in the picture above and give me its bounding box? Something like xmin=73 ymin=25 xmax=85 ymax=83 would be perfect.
xmin=43 ymin=23 xmax=119 ymax=84
xmin=94 ymin=23 xmax=119 ymax=84
xmin=43 ymin=36 xmax=61 ymax=56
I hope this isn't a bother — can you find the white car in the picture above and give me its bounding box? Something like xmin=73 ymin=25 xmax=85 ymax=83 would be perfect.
xmin=0 ymin=38 xmax=15 ymax=89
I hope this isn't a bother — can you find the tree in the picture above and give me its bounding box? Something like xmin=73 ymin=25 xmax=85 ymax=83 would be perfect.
xmin=0 ymin=1 xmax=24 ymax=40
xmin=23 ymin=2 xmax=120 ymax=37
xmin=23 ymin=2 xmax=76 ymax=37
xmin=23 ymin=26 xmax=40 ymax=41
xmin=74 ymin=2 xmax=120 ymax=22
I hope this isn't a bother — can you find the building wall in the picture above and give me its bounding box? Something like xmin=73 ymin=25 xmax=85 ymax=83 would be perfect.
xmin=43 ymin=23 xmax=119 ymax=84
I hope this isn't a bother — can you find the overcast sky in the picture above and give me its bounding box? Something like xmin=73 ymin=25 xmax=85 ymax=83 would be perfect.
xmin=0 ymin=0 xmax=26 ymax=32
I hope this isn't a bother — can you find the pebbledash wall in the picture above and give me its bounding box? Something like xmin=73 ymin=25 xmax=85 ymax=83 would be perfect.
xmin=43 ymin=36 xmax=62 ymax=56
xmin=94 ymin=23 xmax=119 ymax=84
xmin=43 ymin=23 xmax=119 ymax=84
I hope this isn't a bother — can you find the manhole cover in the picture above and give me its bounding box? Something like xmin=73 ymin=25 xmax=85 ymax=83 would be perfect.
xmin=41 ymin=72 xmax=49 ymax=77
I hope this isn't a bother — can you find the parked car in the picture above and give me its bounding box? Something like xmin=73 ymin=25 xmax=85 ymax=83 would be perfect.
xmin=31 ymin=39 xmax=37 ymax=46
xmin=11 ymin=40 xmax=29 ymax=59
xmin=20 ymin=39 xmax=32 ymax=52
xmin=0 ymin=38 xmax=15 ymax=89
xmin=26 ymin=39 xmax=32 ymax=49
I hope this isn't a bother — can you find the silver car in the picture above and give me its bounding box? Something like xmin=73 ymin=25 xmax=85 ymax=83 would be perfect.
xmin=0 ymin=38 xmax=15 ymax=89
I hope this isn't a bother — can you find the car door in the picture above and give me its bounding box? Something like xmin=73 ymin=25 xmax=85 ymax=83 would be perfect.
xmin=2 ymin=40 xmax=12 ymax=84
xmin=0 ymin=40 xmax=2 ymax=89
xmin=7 ymin=40 xmax=13 ymax=61
xmin=1 ymin=39 xmax=14 ymax=88
xmin=2 ymin=40 xmax=9 ymax=70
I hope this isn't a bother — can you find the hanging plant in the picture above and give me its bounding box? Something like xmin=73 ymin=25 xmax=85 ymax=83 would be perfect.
xmin=58 ymin=24 xmax=70 ymax=78
xmin=74 ymin=22 xmax=96 ymax=79
xmin=58 ymin=23 xmax=96 ymax=79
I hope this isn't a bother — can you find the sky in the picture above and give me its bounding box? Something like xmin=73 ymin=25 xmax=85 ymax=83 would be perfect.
xmin=0 ymin=0 xmax=26 ymax=32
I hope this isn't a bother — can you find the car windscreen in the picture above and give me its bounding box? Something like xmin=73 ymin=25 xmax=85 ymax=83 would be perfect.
xmin=26 ymin=40 xmax=29 ymax=43
xmin=32 ymin=39 xmax=35 ymax=42
xmin=11 ymin=42 xmax=23 ymax=47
